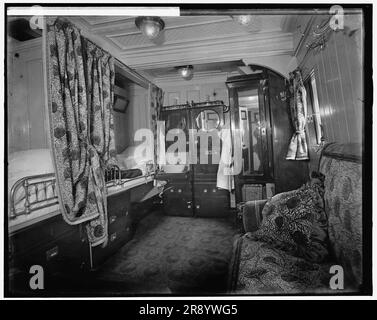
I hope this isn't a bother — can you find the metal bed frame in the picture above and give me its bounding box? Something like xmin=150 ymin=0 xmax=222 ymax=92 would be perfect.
xmin=9 ymin=165 xmax=152 ymax=220
xmin=9 ymin=173 xmax=59 ymax=220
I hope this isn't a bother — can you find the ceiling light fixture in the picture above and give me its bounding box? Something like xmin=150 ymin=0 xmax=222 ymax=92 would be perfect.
xmin=176 ymin=65 xmax=194 ymax=80
xmin=232 ymin=15 xmax=253 ymax=26
xmin=135 ymin=16 xmax=165 ymax=40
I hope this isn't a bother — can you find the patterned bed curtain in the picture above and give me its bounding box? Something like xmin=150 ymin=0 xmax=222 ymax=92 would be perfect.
xmin=46 ymin=17 xmax=116 ymax=246
xmin=285 ymin=69 xmax=309 ymax=160
xmin=150 ymin=85 xmax=164 ymax=166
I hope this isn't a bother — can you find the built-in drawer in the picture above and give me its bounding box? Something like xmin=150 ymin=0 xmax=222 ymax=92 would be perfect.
xmin=108 ymin=190 xmax=131 ymax=217
xmin=8 ymin=215 xmax=85 ymax=294
xmin=194 ymin=183 xmax=230 ymax=218
xmin=108 ymin=209 xmax=132 ymax=230
xmin=90 ymin=224 xmax=134 ymax=270
xmin=90 ymin=190 xmax=133 ymax=269
xmin=163 ymin=182 xmax=193 ymax=217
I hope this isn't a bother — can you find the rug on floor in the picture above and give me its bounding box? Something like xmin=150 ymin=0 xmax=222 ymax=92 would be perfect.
xmin=93 ymin=210 xmax=238 ymax=295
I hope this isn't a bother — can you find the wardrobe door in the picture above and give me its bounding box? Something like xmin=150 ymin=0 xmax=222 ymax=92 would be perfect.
xmin=160 ymin=107 xmax=194 ymax=217
xmin=160 ymin=108 xmax=189 ymax=157
xmin=190 ymin=106 xmax=224 ymax=181
xmin=227 ymin=74 xmax=274 ymax=202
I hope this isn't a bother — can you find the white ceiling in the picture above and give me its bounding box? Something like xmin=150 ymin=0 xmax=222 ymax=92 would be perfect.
xmin=69 ymin=14 xmax=293 ymax=80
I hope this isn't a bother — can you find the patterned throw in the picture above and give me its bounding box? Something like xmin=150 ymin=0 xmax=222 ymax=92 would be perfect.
xmin=231 ymin=143 xmax=363 ymax=294
xmin=319 ymin=143 xmax=362 ymax=288
xmin=46 ymin=17 xmax=117 ymax=246
xmin=286 ymin=69 xmax=309 ymax=160
xmin=249 ymin=174 xmax=329 ymax=263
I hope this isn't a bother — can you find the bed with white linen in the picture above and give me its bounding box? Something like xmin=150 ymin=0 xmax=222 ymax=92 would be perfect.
xmin=8 ymin=147 xmax=157 ymax=232
xmin=115 ymin=144 xmax=154 ymax=176
xmin=8 ymin=149 xmax=59 ymax=232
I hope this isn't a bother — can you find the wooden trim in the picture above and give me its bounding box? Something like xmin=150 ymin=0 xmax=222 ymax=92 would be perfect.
xmin=114 ymin=60 xmax=150 ymax=89
xmin=8 ymin=37 xmax=42 ymax=52
xmin=293 ymin=15 xmax=316 ymax=57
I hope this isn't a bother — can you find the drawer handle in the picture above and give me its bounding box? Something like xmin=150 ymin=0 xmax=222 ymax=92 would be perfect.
xmin=178 ymin=189 xmax=182 ymax=193
xmin=196 ymin=205 xmax=200 ymax=209
xmin=212 ymin=189 xmax=217 ymax=192
xmin=125 ymin=210 xmax=129 ymax=216
xmin=170 ymin=189 xmax=174 ymax=193
xmin=46 ymin=246 xmax=59 ymax=261
xmin=110 ymin=215 xmax=117 ymax=224
xmin=203 ymin=189 xmax=207 ymax=193
xmin=110 ymin=232 xmax=117 ymax=242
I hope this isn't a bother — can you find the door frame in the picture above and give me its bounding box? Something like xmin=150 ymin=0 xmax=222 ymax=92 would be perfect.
xmin=226 ymin=72 xmax=274 ymax=202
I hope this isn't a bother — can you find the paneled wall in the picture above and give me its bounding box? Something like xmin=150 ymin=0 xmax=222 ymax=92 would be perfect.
xmin=155 ymin=73 xmax=229 ymax=106
xmin=113 ymin=83 xmax=150 ymax=153
xmin=8 ymin=38 xmax=49 ymax=154
xmin=7 ymin=37 xmax=151 ymax=156
xmin=292 ymin=14 xmax=363 ymax=170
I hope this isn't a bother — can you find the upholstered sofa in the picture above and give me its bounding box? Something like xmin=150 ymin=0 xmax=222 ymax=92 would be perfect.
xmin=228 ymin=142 xmax=363 ymax=294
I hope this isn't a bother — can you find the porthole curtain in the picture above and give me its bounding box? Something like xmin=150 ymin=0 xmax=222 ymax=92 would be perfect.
xmin=286 ymin=69 xmax=309 ymax=161
xmin=46 ymin=17 xmax=116 ymax=246
xmin=150 ymin=85 xmax=164 ymax=166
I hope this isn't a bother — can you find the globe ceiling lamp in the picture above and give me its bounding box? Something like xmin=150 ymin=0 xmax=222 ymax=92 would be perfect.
xmin=176 ymin=65 xmax=194 ymax=80
xmin=135 ymin=16 xmax=165 ymax=40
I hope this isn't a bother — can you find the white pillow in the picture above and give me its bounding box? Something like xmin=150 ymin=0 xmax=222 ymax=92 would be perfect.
xmin=116 ymin=145 xmax=152 ymax=170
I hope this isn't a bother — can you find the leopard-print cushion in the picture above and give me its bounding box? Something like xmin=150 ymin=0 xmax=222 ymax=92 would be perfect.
xmin=249 ymin=175 xmax=329 ymax=263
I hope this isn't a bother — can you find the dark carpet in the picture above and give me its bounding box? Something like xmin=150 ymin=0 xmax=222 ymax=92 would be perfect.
xmin=93 ymin=210 xmax=238 ymax=295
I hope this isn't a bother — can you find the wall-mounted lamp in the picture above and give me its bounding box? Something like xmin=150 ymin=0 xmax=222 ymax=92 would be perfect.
xmin=135 ymin=16 xmax=165 ymax=40
xmin=176 ymin=65 xmax=194 ymax=80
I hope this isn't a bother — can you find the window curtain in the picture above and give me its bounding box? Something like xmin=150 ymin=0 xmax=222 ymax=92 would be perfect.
xmin=46 ymin=17 xmax=116 ymax=247
xmin=150 ymin=85 xmax=164 ymax=166
xmin=285 ymin=69 xmax=309 ymax=160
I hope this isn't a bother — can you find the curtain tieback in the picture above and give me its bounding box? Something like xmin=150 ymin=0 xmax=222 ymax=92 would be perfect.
xmin=295 ymin=130 xmax=305 ymax=134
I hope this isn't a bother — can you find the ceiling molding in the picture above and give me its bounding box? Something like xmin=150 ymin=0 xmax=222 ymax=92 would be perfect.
xmin=293 ymin=15 xmax=315 ymax=57
xmin=108 ymin=21 xmax=263 ymax=51
xmin=68 ymin=15 xmax=294 ymax=79
xmin=8 ymin=37 xmax=42 ymax=52
xmin=280 ymin=15 xmax=298 ymax=32
xmin=115 ymin=30 xmax=292 ymax=55
xmin=154 ymin=70 xmax=230 ymax=87
xmin=82 ymin=16 xmax=134 ymax=26
xmin=87 ymin=16 xmax=234 ymax=36
xmin=121 ymin=34 xmax=293 ymax=70
xmin=126 ymin=49 xmax=293 ymax=73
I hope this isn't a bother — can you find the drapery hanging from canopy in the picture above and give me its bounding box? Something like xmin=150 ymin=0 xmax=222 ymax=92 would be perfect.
xmin=46 ymin=17 xmax=116 ymax=246
xmin=286 ymin=69 xmax=309 ymax=160
xmin=150 ymin=85 xmax=164 ymax=166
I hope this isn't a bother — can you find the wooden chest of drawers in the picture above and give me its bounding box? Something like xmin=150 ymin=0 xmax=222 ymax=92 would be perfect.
xmin=193 ymin=182 xmax=230 ymax=218
xmin=89 ymin=190 xmax=133 ymax=270
xmin=8 ymin=214 xmax=87 ymax=295
xmin=163 ymin=181 xmax=193 ymax=217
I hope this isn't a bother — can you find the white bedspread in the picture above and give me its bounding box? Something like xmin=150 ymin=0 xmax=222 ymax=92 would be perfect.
xmin=8 ymin=149 xmax=56 ymax=219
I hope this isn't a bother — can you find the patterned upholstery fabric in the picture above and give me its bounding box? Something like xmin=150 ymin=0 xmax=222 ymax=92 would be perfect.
xmin=242 ymin=200 xmax=268 ymax=232
xmin=250 ymin=179 xmax=329 ymax=263
xmin=319 ymin=143 xmax=362 ymax=288
xmin=230 ymin=142 xmax=362 ymax=294
xmin=234 ymin=236 xmax=333 ymax=294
